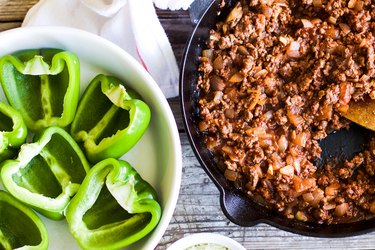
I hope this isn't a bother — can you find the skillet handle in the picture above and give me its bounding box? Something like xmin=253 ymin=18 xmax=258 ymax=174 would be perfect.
xmin=220 ymin=189 xmax=264 ymax=226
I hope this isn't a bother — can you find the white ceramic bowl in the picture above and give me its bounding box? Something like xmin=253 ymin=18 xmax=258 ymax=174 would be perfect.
xmin=168 ymin=233 xmax=246 ymax=250
xmin=0 ymin=26 xmax=182 ymax=250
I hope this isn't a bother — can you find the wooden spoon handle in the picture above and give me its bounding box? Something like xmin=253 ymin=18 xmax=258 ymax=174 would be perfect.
xmin=342 ymin=98 xmax=375 ymax=131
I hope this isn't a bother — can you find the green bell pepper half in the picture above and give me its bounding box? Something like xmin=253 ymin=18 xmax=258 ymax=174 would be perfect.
xmin=66 ymin=158 xmax=161 ymax=250
xmin=0 ymin=126 xmax=90 ymax=220
xmin=0 ymin=190 xmax=48 ymax=250
xmin=0 ymin=48 xmax=80 ymax=131
xmin=70 ymin=74 xmax=151 ymax=163
xmin=0 ymin=100 xmax=27 ymax=163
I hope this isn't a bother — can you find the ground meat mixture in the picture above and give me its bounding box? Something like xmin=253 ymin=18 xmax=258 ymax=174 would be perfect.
xmin=197 ymin=0 xmax=375 ymax=224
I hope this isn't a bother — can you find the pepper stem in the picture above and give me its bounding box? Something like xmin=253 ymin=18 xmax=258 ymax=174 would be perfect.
xmin=23 ymin=55 xmax=51 ymax=75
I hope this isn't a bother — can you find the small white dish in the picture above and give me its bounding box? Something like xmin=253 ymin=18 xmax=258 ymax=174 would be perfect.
xmin=168 ymin=233 xmax=246 ymax=250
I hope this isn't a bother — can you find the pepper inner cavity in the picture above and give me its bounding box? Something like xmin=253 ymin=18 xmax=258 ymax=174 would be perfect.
xmin=74 ymin=81 xmax=130 ymax=145
xmin=43 ymin=133 xmax=86 ymax=183
xmin=8 ymin=65 xmax=69 ymax=121
xmin=0 ymin=112 xmax=13 ymax=132
xmin=12 ymin=155 xmax=62 ymax=198
xmin=82 ymin=184 xmax=135 ymax=230
xmin=0 ymin=201 xmax=43 ymax=248
xmin=39 ymin=67 xmax=69 ymax=119
xmin=11 ymin=133 xmax=87 ymax=198
xmin=88 ymin=105 xmax=130 ymax=145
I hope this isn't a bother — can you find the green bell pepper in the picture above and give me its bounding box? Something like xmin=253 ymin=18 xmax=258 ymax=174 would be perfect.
xmin=66 ymin=158 xmax=161 ymax=250
xmin=0 ymin=100 xmax=27 ymax=163
xmin=0 ymin=190 xmax=48 ymax=250
xmin=70 ymin=74 xmax=151 ymax=163
xmin=1 ymin=126 xmax=90 ymax=220
xmin=0 ymin=48 xmax=80 ymax=131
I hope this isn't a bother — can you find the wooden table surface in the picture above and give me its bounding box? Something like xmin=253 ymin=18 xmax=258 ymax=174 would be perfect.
xmin=1 ymin=1 xmax=375 ymax=249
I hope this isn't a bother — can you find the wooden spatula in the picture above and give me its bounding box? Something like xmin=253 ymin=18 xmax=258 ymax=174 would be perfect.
xmin=342 ymin=98 xmax=375 ymax=131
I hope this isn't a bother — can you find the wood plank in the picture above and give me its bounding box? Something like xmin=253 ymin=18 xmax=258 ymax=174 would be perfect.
xmin=0 ymin=22 xmax=22 ymax=31
xmin=0 ymin=0 xmax=37 ymax=21
xmin=158 ymin=9 xmax=193 ymax=64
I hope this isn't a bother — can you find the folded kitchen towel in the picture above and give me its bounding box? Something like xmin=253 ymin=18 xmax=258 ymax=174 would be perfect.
xmin=22 ymin=0 xmax=195 ymax=98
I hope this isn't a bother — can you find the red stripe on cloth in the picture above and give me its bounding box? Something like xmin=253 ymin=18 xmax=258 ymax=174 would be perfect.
xmin=136 ymin=47 xmax=149 ymax=72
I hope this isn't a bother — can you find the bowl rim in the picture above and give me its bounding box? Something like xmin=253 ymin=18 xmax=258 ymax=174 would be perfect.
xmin=167 ymin=233 xmax=246 ymax=250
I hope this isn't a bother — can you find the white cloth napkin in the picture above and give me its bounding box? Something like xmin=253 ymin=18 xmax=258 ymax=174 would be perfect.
xmin=22 ymin=0 xmax=195 ymax=98
xmin=154 ymin=0 xmax=193 ymax=10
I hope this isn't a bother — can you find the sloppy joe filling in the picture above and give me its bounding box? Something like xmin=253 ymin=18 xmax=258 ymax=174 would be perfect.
xmin=197 ymin=0 xmax=375 ymax=223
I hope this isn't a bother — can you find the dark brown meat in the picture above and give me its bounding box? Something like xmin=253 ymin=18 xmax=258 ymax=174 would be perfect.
xmin=197 ymin=0 xmax=375 ymax=224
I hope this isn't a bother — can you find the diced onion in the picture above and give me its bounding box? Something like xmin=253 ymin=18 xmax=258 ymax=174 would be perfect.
xmin=246 ymin=126 xmax=266 ymax=137
xmin=311 ymin=18 xmax=322 ymax=25
xmin=278 ymin=135 xmax=288 ymax=152
xmin=226 ymin=2 xmax=243 ymax=27
xmin=279 ymin=36 xmax=289 ymax=46
xmin=237 ymin=45 xmax=249 ymax=55
xmin=335 ymin=203 xmax=349 ymax=216
xmin=292 ymin=160 xmax=301 ymax=174
xmin=328 ymin=16 xmax=337 ymax=24
xmin=339 ymin=23 xmax=351 ymax=36
xmin=303 ymin=192 xmax=314 ymax=202
xmin=213 ymin=55 xmax=224 ymax=70
xmin=354 ymin=0 xmax=364 ymax=11
xmin=262 ymin=5 xmax=273 ymax=18
xmin=325 ymin=183 xmax=340 ymax=197
xmin=301 ymin=19 xmax=314 ymax=28
xmin=221 ymin=145 xmax=238 ymax=161
xmin=206 ymin=138 xmax=219 ymax=150
xmin=370 ymin=201 xmax=375 ymax=214
xmin=280 ymin=165 xmax=294 ymax=177
xmin=224 ymin=169 xmax=239 ymax=181
xmin=287 ymin=41 xmax=301 ymax=58
xmin=213 ymin=91 xmax=224 ymax=103
xmin=263 ymin=111 xmax=273 ymax=121
xmin=348 ymin=0 xmax=357 ymax=8
xmin=224 ymin=108 xmax=235 ymax=119
xmin=229 ymin=72 xmax=244 ymax=82
xmin=198 ymin=121 xmax=209 ymax=132
xmin=210 ymin=75 xmax=225 ymax=91
xmin=310 ymin=188 xmax=324 ymax=207
xmin=293 ymin=131 xmax=309 ymax=147
xmin=287 ymin=109 xmax=304 ymax=126
xmin=202 ymin=49 xmax=214 ymax=60
xmin=312 ymin=0 xmax=322 ymax=7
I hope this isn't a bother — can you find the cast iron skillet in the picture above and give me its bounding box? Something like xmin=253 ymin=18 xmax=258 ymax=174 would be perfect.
xmin=180 ymin=0 xmax=375 ymax=237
